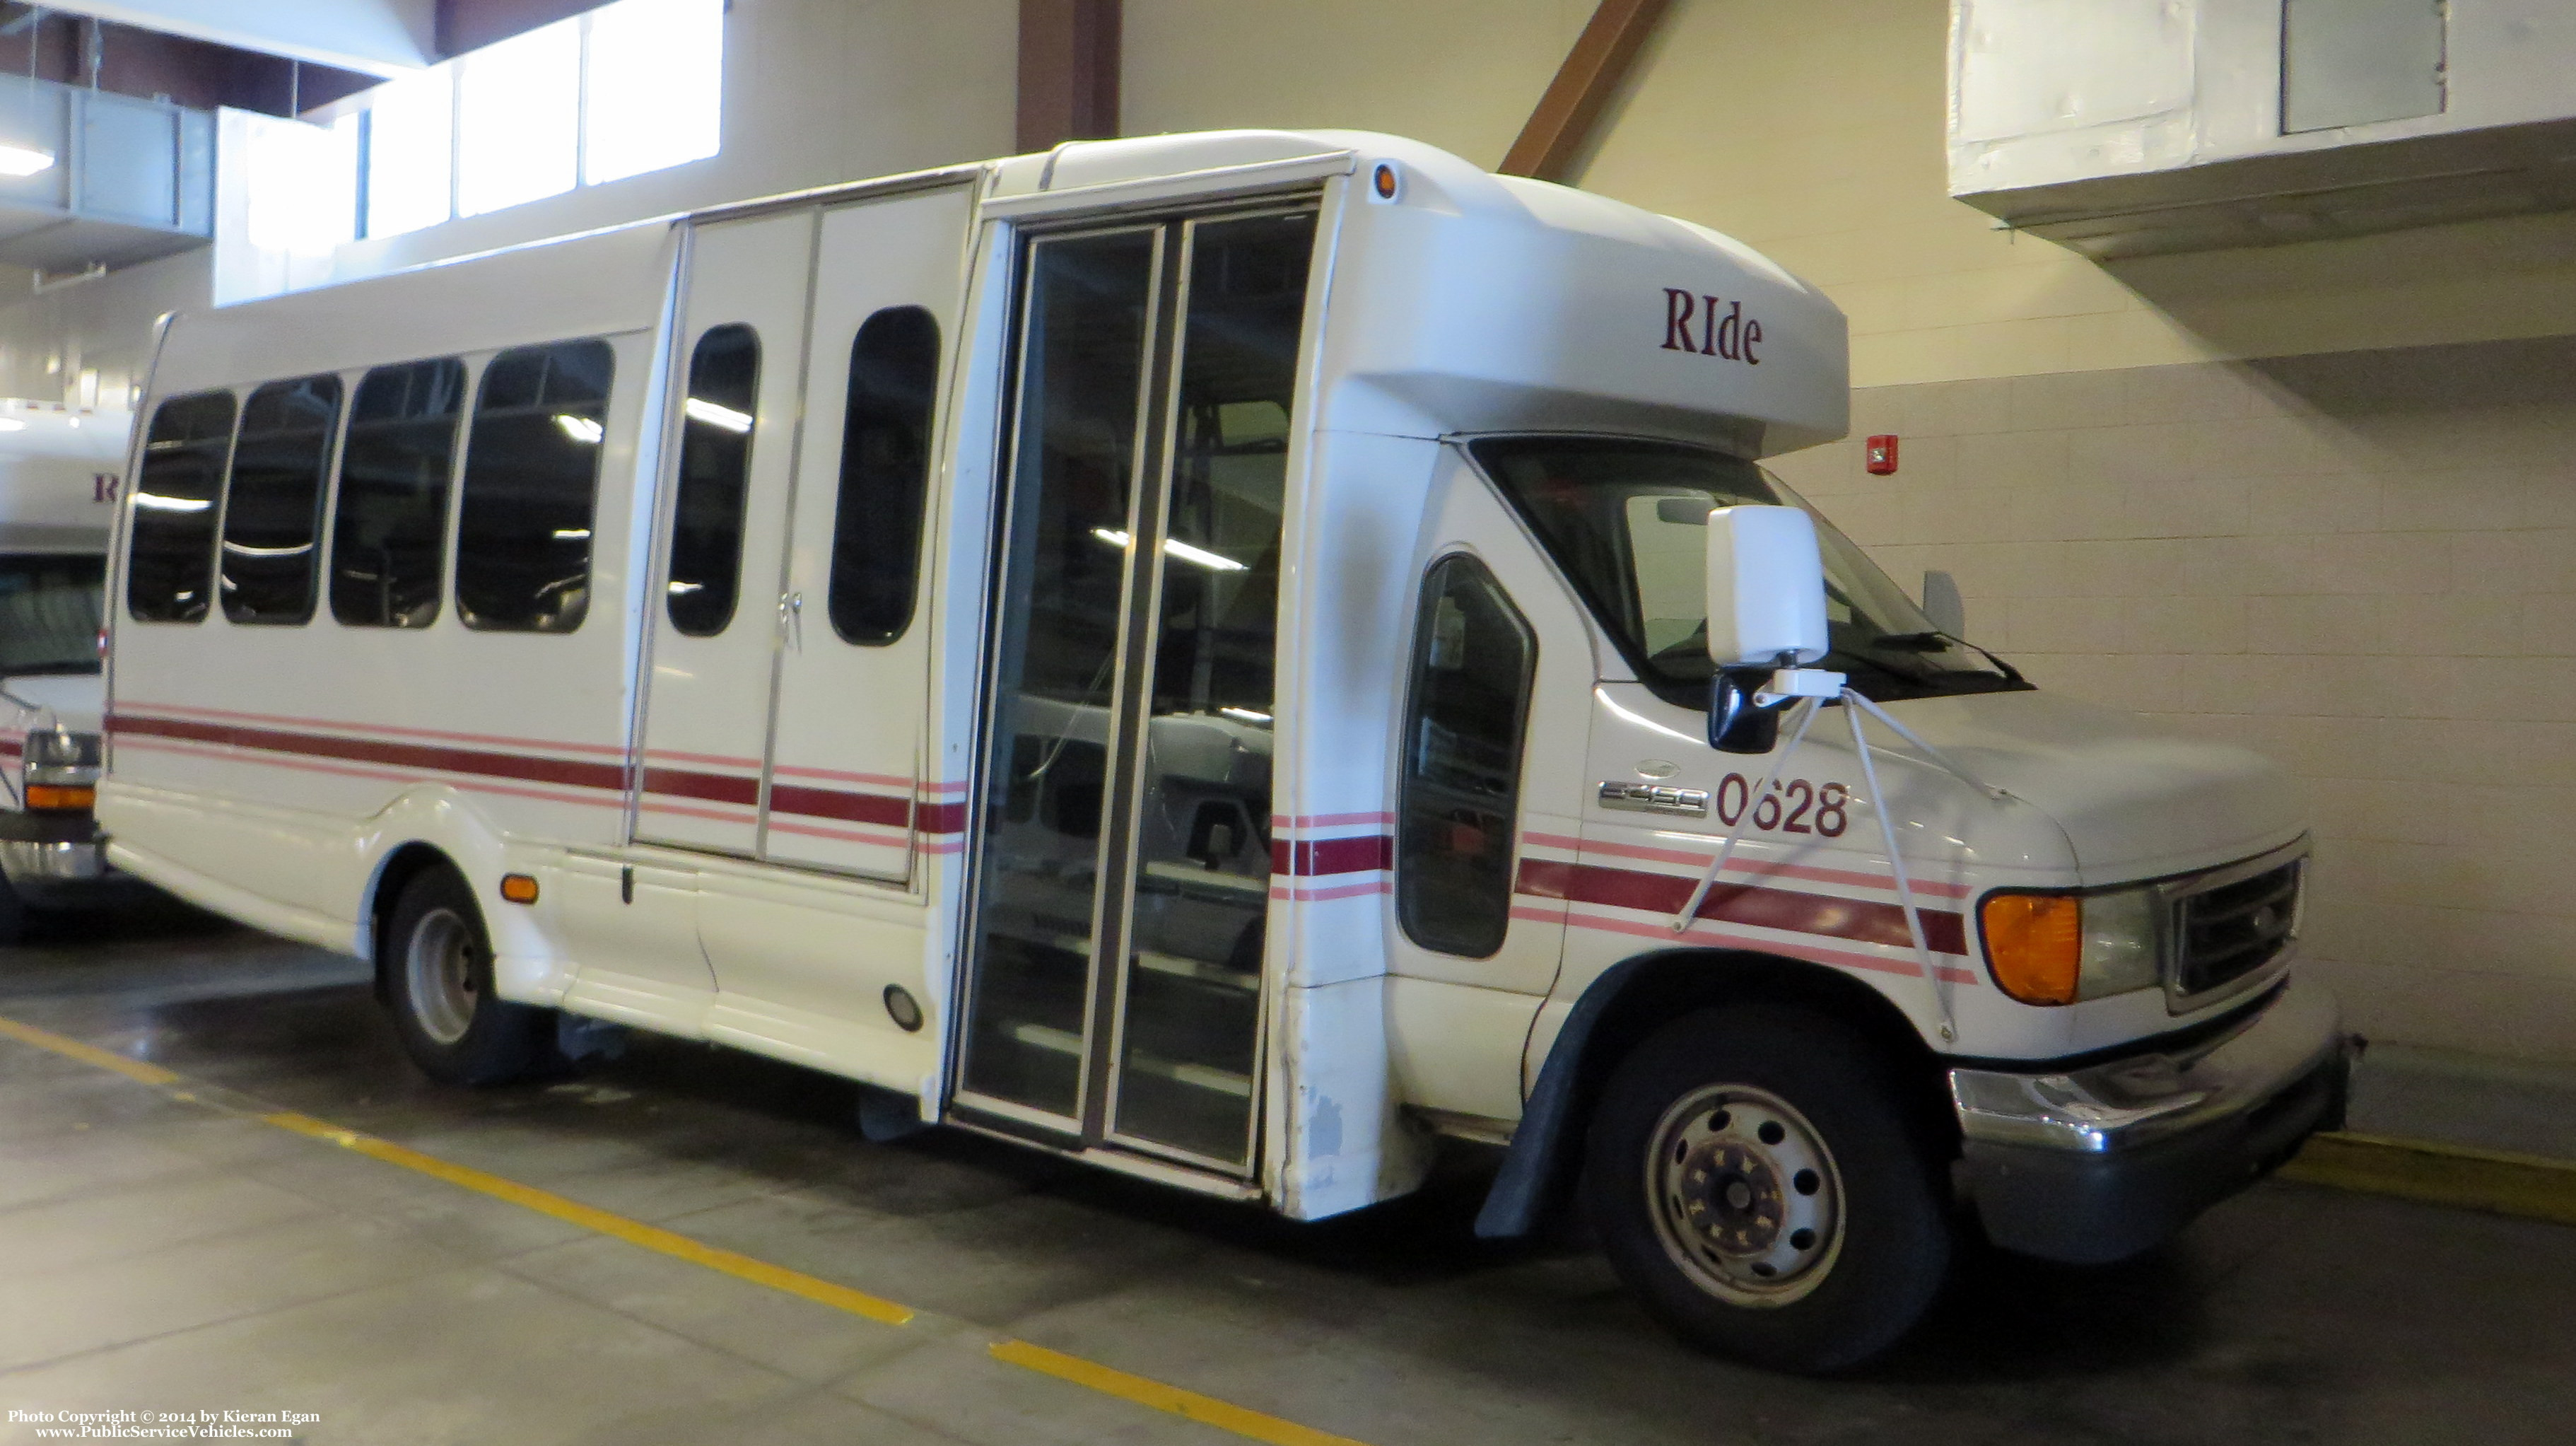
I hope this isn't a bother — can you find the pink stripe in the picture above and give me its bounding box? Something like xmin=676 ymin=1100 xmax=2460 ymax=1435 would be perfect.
xmin=1562 ymin=907 xmax=1979 ymax=983
xmin=639 ymin=800 xmax=753 ymax=824
xmin=918 ymin=779 xmax=972 ymax=796
xmin=1266 ymin=879 xmax=1393 ymax=902
xmin=119 ymin=700 xmax=628 ymax=759
xmin=763 ymin=817 xmax=910 ymax=849
xmin=1272 ymin=810 xmax=1395 ymax=830
xmin=115 ymin=737 xmax=616 ymax=811
xmin=1520 ymin=829 xmax=1973 ymax=901
xmin=642 ymin=747 xmax=760 ymax=769
xmin=771 ymin=763 xmax=915 ymax=788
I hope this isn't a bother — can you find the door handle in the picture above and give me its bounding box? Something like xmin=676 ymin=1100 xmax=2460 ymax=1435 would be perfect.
xmin=780 ymin=590 xmax=803 ymax=651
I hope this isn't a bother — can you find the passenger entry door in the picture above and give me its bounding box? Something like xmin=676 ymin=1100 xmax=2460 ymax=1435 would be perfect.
xmin=759 ymin=186 xmax=975 ymax=880
xmin=953 ymin=206 xmax=1318 ymax=1177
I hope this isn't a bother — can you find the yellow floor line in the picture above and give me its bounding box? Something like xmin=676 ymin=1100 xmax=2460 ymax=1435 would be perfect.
xmin=990 ymin=1339 xmax=1372 ymax=1446
xmin=0 ymin=1013 xmax=182 ymax=1086
xmin=2278 ymin=1130 xmax=2576 ymax=1229
xmin=255 ymin=1109 xmax=915 ymax=1324
xmin=0 ymin=1010 xmax=1383 ymax=1446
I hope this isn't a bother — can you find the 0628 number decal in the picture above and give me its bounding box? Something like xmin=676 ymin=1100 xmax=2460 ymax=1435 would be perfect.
xmin=1714 ymin=774 xmax=1848 ymax=836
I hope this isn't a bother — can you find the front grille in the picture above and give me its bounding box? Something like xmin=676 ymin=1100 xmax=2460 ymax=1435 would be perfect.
xmin=2173 ymin=859 xmax=2301 ymax=996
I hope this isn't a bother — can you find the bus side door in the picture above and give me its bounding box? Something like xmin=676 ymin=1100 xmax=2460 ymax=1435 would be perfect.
xmin=755 ymin=185 xmax=975 ymax=881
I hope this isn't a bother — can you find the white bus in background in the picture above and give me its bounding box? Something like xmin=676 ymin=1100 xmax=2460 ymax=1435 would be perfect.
xmin=0 ymin=411 xmax=138 ymax=941
xmin=100 ymin=130 xmax=2350 ymax=1372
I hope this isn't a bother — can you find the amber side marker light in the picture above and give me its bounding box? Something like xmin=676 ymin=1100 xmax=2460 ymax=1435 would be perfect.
xmin=1981 ymin=893 xmax=2080 ymax=1005
xmin=499 ymin=873 xmax=540 ymax=905
xmin=25 ymin=783 xmax=94 ymax=812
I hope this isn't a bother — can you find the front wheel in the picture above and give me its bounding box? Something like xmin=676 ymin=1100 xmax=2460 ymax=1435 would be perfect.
xmin=382 ymin=865 xmax=549 ymax=1085
xmin=1584 ymin=1004 xmax=1951 ymax=1374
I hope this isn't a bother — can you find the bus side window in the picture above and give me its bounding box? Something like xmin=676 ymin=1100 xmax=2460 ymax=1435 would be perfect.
xmin=455 ymin=339 xmax=615 ymax=633
xmin=332 ymin=358 xmax=466 ymax=629
xmin=124 ymin=390 xmax=238 ymax=624
xmin=1395 ymin=554 xmax=1538 ymax=959
xmin=665 ymin=323 xmax=759 ymax=636
xmin=222 ymin=373 xmax=341 ymax=625
xmin=826 ymin=305 xmax=939 ymax=646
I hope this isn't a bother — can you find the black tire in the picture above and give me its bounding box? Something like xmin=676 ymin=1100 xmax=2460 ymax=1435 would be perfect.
xmin=1583 ymin=1003 xmax=1951 ymax=1374
xmin=381 ymin=865 xmax=548 ymax=1085
xmin=0 ymin=873 xmax=26 ymax=947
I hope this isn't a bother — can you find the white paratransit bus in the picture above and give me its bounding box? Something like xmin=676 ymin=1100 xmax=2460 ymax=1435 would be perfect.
xmin=0 ymin=433 xmax=141 ymax=940
xmin=98 ymin=129 xmax=2352 ymax=1371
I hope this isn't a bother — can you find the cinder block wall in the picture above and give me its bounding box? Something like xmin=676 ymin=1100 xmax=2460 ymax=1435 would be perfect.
xmin=1769 ymin=338 xmax=2576 ymax=1060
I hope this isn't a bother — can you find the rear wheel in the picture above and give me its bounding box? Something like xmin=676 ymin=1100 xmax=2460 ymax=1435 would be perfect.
xmin=382 ymin=866 xmax=547 ymax=1085
xmin=1585 ymin=1004 xmax=1950 ymax=1374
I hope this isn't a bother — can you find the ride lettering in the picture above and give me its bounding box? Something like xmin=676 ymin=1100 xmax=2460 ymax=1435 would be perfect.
xmin=1661 ymin=288 xmax=1763 ymax=365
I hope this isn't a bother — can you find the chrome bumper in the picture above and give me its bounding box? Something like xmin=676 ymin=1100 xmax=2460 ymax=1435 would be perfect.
xmin=0 ymin=837 xmax=113 ymax=887
xmin=1950 ymin=976 xmax=2348 ymax=1154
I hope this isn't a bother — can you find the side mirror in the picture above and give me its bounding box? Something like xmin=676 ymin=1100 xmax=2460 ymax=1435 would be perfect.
xmin=1705 ymin=505 xmax=1828 ymax=667
xmin=1921 ymin=569 xmax=1965 ymax=637
xmin=1704 ymin=505 xmax=1829 ymax=754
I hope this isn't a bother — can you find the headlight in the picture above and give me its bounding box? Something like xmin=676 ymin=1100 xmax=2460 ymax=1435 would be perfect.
xmin=1979 ymin=885 xmax=2165 ymax=1006
xmin=22 ymin=728 xmax=100 ymax=812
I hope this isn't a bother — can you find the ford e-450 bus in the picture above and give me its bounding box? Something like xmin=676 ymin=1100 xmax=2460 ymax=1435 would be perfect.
xmin=98 ymin=130 xmax=2351 ymax=1371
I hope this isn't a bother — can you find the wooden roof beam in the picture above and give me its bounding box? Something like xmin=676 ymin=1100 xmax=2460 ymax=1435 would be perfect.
xmin=1499 ymin=0 xmax=1671 ymax=184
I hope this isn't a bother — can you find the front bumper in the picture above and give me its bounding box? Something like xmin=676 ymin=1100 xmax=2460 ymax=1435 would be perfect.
xmin=1948 ymin=976 xmax=2353 ymax=1264
xmin=0 ymin=811 xmax=130 ymax=904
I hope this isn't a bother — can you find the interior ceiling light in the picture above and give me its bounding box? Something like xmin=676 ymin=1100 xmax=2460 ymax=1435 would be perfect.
xmin=0 ymin=145 xmax=55 ymax=177
xmin=684 ymin=397 xmax=751 ymax=433
xmin=0 ymin=419 xmax=23 ymax=432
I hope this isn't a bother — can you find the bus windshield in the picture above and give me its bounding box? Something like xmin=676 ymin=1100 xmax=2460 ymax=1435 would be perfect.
xmin=1470 ymin=436 xmax=2025 ymax=706
xmin=0 ymin=553 xmax=105 ymax=676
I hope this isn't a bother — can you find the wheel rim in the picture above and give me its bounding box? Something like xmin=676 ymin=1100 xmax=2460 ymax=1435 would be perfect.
xmin=404 ymin=907 xmax=479 ymax=1046
xmin=1644 ymin=1083 xmax=1846 ymax=1307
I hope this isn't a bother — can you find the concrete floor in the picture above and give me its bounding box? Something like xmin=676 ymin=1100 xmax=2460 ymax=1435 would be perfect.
xmin=4 ymin=899 xmax=2575 ymax=1446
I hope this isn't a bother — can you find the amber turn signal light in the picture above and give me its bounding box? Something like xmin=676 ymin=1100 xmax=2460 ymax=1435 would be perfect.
xmin=499 ymin=873 xmax=540 ymax=905
xmin=1981 ymin=892 xmax=2080 ymax=1005
xmin=25 ymin=783 xmax=94 ymax=812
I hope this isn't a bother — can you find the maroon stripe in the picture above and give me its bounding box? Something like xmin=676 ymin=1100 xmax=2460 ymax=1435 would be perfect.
xmin=0 ymin=737 xmax=18 ymax=758
xmin=110 ymin=712 xmax=626 ymax=793
xmin=916 ymin=800 xmax=968 ymax=835
xmin=1516 ymin=858 xmax=1967 ymax=955
xmin=640 ymin=766 xmax=759 ymax=807
xmin=767 ymin=781 xmax=911 ymax=829
xmin=1270 ymin=834 xmax=1393 ymax=877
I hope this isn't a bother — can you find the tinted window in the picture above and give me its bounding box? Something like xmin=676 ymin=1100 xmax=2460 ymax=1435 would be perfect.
xmin=1396 ymin=555 xmax=1535 ymax=958
xmin=221 ymin=374 xmax=341 ymax=625
xmin=826 ymin=306 xmax=939 ymax=645
xmin=0 ymin=554 xmax=105 ymax=674
xmin=124 ymin=391 xmax=236 ymax=623
xmin=332 ymin=358 xmax=465 ymax=629
xmin=665 ymin=324 xmax=759 ymax=636
xmin=455 ymin=339 xmax=614 ymax=633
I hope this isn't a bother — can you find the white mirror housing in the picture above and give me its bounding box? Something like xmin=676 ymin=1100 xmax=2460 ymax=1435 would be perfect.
xmin=1921 ymin=569 xmax=1965 ymax=637
xmin=1705 ymin=504 xmax=1829 ymax=667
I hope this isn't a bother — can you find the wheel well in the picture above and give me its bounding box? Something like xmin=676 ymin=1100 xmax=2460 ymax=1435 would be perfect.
xmin=365 ymin=843 xmax=455 ymax=1001
xmin=1475 ymin=946 xmax=1956 ymax=1242
xmin=1563 ymin=949 xmax=1954 ymax=1148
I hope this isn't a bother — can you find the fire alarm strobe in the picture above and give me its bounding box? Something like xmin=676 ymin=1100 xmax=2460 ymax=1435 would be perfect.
xmin=1865 ymin=434 xmax=1898 ymax=475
